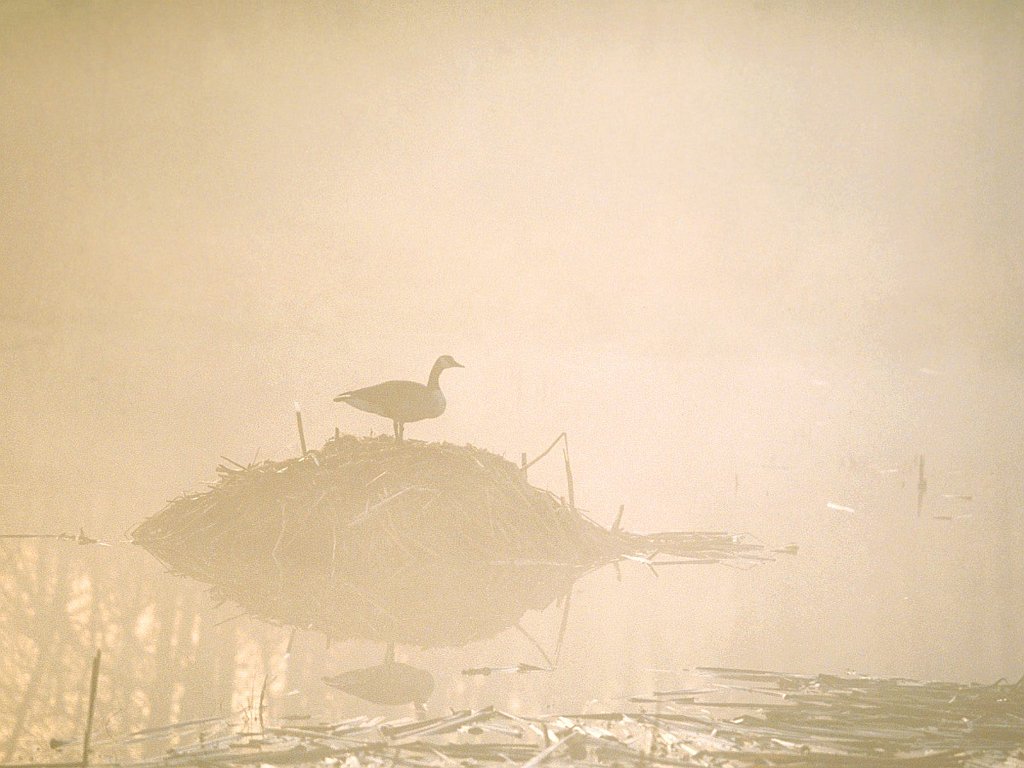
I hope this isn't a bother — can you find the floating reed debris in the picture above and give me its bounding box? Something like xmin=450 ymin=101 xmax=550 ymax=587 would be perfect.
xmin=132 ymin=434 xmax=779 ymax=648
xmin=43 ymin=668 xmax=1024 ymax=768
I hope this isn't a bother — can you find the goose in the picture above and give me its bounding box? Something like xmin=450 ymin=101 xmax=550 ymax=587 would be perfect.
xmin=323 ymin=643 xmax=434 ymax=707
xmin=334 ymin=355 xmax=463 ymax=441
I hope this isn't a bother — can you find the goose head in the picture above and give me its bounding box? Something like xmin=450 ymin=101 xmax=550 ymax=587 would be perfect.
xmin=435 ymin=355 xmax=464 ymax=370
xmin=427 ymin=355 xmax=463 ymax=389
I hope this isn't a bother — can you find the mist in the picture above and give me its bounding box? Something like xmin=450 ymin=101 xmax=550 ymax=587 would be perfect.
xmin=1 ymin=0 xmax=1022 ymax=751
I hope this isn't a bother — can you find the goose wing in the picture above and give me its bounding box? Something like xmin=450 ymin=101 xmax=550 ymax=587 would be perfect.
xmin=334 ymin=380 xmax=436 ymax=421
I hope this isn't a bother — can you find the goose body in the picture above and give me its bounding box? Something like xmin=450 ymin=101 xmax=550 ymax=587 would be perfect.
xmin=323 ymin=643 xmax=434 ymax=707
xmin=334 ymin=355 xmax=462 ymax=440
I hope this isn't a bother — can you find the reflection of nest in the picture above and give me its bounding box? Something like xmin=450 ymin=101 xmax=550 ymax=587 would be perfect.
xmin=132 ymin=435 xmax=623 ymax=647
xmin=132 ymin=434 xmax=780 ymax=648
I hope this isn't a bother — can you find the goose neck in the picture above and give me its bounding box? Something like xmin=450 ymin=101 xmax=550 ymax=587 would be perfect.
xmin=427 ymin=363 xmax=444 ymax=389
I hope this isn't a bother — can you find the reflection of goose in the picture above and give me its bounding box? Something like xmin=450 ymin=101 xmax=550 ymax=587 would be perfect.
xmin=334 ymin=356 xmax=463 ymax=441
xmin=323 ymin=643 xmax=434 ymax=706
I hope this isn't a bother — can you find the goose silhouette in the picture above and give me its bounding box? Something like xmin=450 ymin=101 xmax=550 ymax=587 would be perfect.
xmin=334 ymin=355 xmax=463 ymax=441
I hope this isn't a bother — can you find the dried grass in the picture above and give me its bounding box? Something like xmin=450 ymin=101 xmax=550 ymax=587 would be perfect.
xmin=131 ymin=434 xmax=777 ymax=647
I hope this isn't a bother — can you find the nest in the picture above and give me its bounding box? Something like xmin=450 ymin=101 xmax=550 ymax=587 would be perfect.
xmin=132 ymin=435 xmax=624 ymax=647
xmin=133 ymin=434 xmax=780 ymax=648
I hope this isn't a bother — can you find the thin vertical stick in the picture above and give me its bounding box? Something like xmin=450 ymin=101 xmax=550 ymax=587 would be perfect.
xmin=285 ymin=627 xmax=297 ymax=657
xmin=294 ymin=403 xmax=307 ymax=455
xmin=562 ymin=437 xmax=575 ymax=512
xmin=611 ymin=504 xmax=625 ymax=532
xmin=257 ymin=673 xmax=269 ymax=733
xmin=553 ymin=586 xmax=573 ymax=667
xmin=81 ymin=650 xmax=101 ymax=768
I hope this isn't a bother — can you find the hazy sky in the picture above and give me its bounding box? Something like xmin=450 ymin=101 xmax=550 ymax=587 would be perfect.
xmin=3 ymin=0 xmax=1022 ymax=483
xmin=4 ymin=1 xmax=1023 ymax=363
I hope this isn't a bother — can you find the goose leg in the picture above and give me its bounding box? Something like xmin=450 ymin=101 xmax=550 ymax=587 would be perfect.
xmin=392 ymin=420 xmax=401 ymax=441
xmin=384 ymin=642 xmax=395 ymax=665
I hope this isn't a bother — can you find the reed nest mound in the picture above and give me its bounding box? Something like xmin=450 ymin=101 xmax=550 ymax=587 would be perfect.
xmin=133 ymin=434 xmax=778 ymax=647
xmin=132 ymin=435 xmax=626 ymax=647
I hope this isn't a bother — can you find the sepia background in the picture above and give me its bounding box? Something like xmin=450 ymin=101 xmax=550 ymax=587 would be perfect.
xmin=1 ymin=0 xmax=1022 ymax=758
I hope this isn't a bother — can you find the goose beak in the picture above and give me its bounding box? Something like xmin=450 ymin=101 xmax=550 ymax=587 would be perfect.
xmin=450 ymin=359 xmax=464 ymax=368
